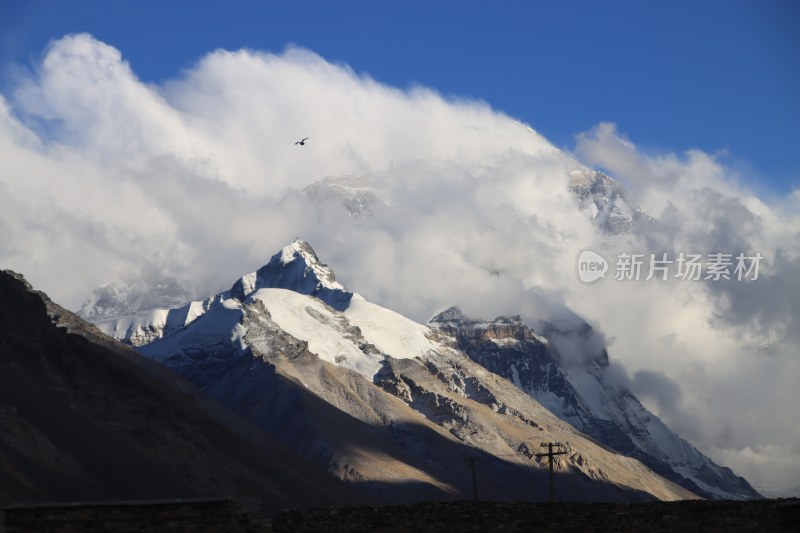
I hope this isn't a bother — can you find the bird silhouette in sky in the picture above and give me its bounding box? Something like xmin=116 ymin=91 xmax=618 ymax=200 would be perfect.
xmin=295 ymin=137 xmax=309 ymax=146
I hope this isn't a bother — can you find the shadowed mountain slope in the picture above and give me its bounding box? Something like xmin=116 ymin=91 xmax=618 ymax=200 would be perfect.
xmin=0 ymin=270 xmax=365 ymax=515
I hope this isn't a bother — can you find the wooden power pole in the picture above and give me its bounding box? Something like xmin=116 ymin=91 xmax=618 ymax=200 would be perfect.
xmin=535 ymin=442 xmax=568 ymax=502
xmin=466 ymin=456 xmax=479 ymax=501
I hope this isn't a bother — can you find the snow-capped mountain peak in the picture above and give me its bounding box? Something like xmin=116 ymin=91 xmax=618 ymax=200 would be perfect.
xmin=90 ymin=241 xmax=351 ymax=346
xmin=230 ymin=240 xmax=351 ymax=310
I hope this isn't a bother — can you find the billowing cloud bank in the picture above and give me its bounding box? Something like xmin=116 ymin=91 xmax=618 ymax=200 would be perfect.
xmin=1 ymin=34 xmax=798 ymax=496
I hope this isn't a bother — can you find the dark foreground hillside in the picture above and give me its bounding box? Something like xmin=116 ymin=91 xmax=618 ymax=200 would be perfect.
xmin=0 ymin=270 xmax=362 ymax=514
xmin=3 ymin=498 xmax=798 ymax=532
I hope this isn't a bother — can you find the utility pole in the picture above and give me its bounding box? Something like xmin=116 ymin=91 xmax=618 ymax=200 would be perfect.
xmin=535 ymin=442 xmax=568 ymax=502
xmin=466 ymin=456 xmax=479 ymax=501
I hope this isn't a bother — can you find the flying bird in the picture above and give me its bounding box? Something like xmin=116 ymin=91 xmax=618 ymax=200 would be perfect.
xmin=295 ymin=137 xmax=309 ymax=146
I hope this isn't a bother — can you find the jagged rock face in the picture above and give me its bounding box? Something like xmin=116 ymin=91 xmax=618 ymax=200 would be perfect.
xmin=429 ymin=307 xmax=761 ymax=500
xmin=457 ymin=318 xmax=538 ymax=345
xmin=568 ymin=167 xmax=649 ymax=234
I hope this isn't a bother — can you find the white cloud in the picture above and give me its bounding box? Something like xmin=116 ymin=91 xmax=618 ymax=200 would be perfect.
xmin=1 ymin=33 xmax=798 ymax=496
xmin=575 ymin=122 xmax=653 ymax=187
xmin=570 ymin=123 xmax=800 ymax=497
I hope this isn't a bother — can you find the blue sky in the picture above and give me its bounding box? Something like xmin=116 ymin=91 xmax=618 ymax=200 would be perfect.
xmin=1 ymin=0 xmax=798 ymax=192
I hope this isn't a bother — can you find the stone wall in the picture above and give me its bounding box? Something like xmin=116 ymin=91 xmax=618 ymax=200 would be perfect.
xmin=272 ymin=499 xmax=800 ymax=532
xmin=2 ymin=498 xmax=270 ymax=533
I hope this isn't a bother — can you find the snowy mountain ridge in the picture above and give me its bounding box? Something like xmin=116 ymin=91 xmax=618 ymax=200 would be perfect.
xmin=84 ymin=240 xmax=756 ymax=501
xmin=87 ymin=240 xmax=350 ymax=347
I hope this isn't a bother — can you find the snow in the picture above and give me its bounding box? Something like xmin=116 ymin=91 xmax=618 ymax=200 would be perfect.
xmin=98 ymin=308 xmax=167 ymax=338
xmin=563 ymin=365 xmax=612 ymax=422
xmin=489 ymin=337 xmax=520 ymax=347
xmin=534 ymin=390 xmax=581 ymax=428
xmin=252 ymin=289 xmax=383 ymax=377
xmin=92 ymin=296 xmax=214 ymax=346
xmin=87 ymin=240 xmax=355 ymax=344
xmin=531 ymin=332 xmax=549 ymax=345
xmin=278 ymin=241 xmax=345 ymax=291
xmin=344 ymin=294 xmax=441 ymax=361
xmin=636 ymin=405 xmax=705 ymax=469
xmin=245 ymin=289 xmax=442 ymax=378
xmin=280 ymin=244 xmax=298 ymax=265
xmin=673 ymin=465 xmax=731 ymax=499
xmin=137 ymin=284 xmax=442 ymax=381
xmin=139 ymin=298 xmax=245 ymax=363
xmin=510 ymin=364 xmax=522 ymax=389
xmin=237 ymin=272 xmax=258 ymax=298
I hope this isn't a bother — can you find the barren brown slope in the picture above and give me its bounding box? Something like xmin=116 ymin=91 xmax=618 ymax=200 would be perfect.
xmin=0 ymin=270 xmax=366 ymax=515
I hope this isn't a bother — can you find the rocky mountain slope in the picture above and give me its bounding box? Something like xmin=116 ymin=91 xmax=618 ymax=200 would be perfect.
xmin=428 ymin=307 xmax=760 ymax=500
xmin=0 ymin=269 xmax=365 ymax=514
xmin=568 ymin=167 xmax=649 ymax=235
xmin=89 ymin=241 xmax=698 ymax=503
